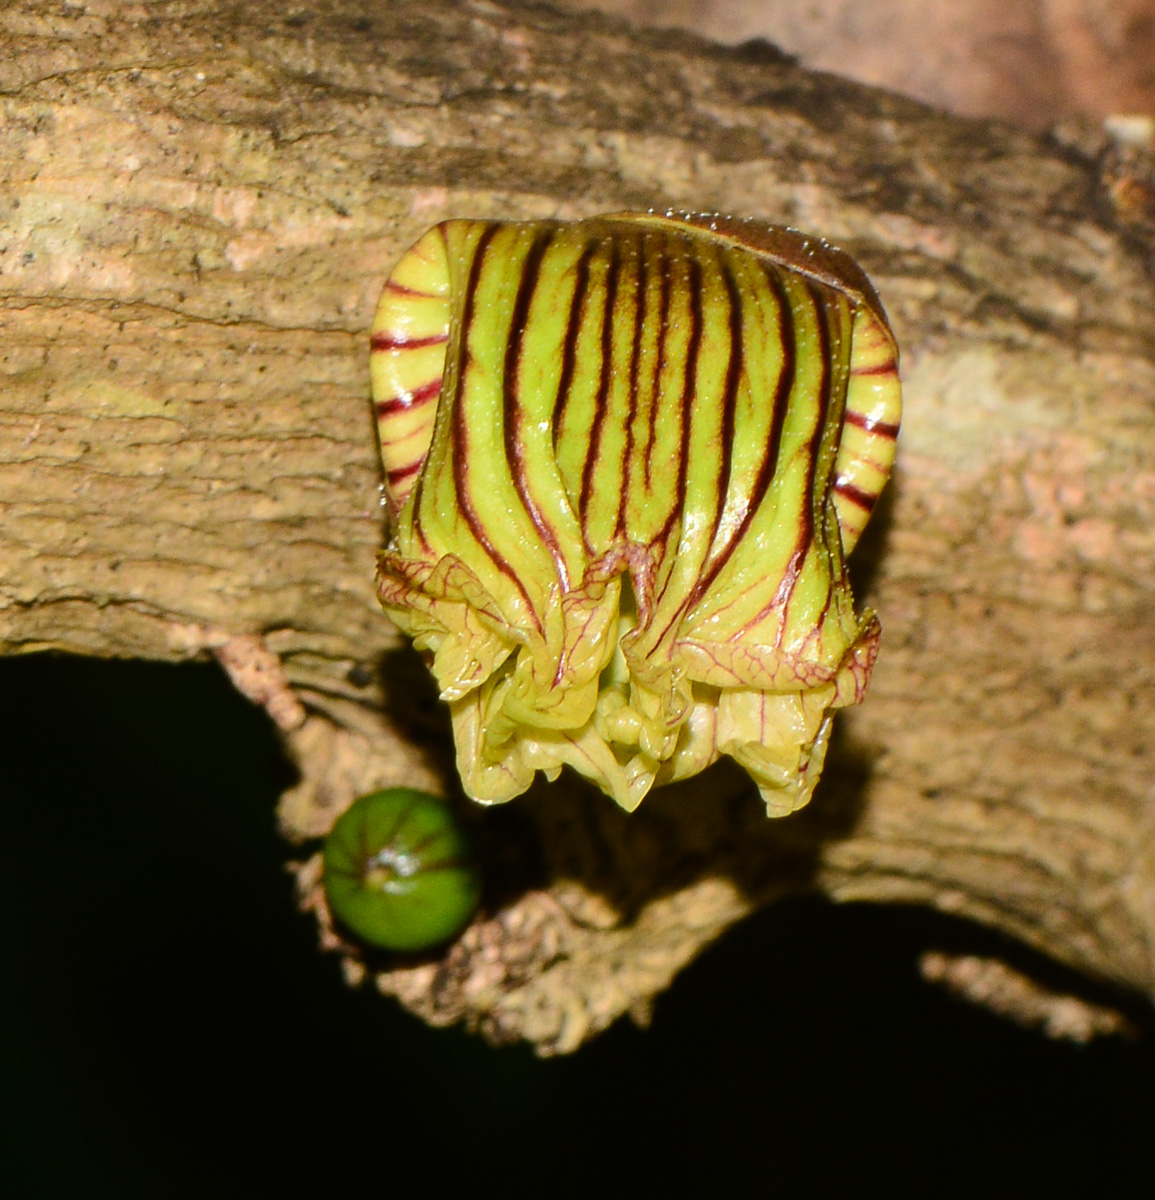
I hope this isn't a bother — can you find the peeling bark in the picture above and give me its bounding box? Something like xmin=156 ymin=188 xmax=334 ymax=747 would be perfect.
xmin=3 ymin=0 xmax=1155 ymax=1053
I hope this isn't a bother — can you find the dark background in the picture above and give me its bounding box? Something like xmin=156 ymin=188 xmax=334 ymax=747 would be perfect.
xmin=2 ymin=652 xmax=1152 ymax=1196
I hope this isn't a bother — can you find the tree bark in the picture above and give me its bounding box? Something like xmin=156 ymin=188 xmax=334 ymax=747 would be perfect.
xmin=3 ymin=0 xmax=1154 ymax=1053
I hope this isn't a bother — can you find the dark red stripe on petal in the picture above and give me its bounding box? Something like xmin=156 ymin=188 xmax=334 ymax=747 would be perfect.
xmin=776 ymin=283 xmax=835 ymax=615
xmin=813 ymin=546 xmax=835 ymax=631
xmin=695 ymin=259 xmax=743 ymax=581
xmin=552 ymin=240 xmax=597 ymax=460
xmin=850 ymin=359 xmax=897 ymax=377
xmin=844 ymin=408 xmax=899 ymax=438
xmin=383 ymin=280 xmax=440 ymax=299
xmin=375 ymin=376 xmax=443 ymax=417
xmin=652 ymin=254 xmax=701 ymax=551
xmin=387 ymin=459 xmax=424 ymax=484
xmin=804 ymin=288 xmax=835 ymax=517
xmin=645 ymin=256 xmax=705 ymax=651
xmin=689 ymin=262 xmax=794 ymax=608
xmin=579 ymin=239 xmax=621 ymax=540
xmin=672 ymin=258 xmax=701 ymax=527
xmin=617 ymin=237 xmax=648 ymax=537
xmin=371 ymin=331 xmax=449 ymax=352
xmin=643 ymin=249 xmax=672 ymax=493
xmin=760 ymin=267 xmax=797 ymax=508
xmin=504 ymin=229 xmax=571 ymax=589
xmin=448 ymin=225 xmax=540 ymax=627
xmin=834 ymin=478 xmax=878 ymax=512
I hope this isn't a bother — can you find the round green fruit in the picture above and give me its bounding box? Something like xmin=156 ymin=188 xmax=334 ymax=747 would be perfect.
xmin=323 ymin=788 xmax=481 ymax=952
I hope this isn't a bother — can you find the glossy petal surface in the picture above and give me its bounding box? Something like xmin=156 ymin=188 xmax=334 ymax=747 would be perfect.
xmin=371 ymin=213 xmax=900 ymax=814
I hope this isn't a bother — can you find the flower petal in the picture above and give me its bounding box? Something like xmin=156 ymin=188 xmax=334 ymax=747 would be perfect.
xmin=373 ymin=213 xmax=900 ymax=813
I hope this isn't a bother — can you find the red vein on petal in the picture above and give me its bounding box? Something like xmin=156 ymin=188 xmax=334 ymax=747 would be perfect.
xmin=445 ymin=226 xmax=542 ymax=628
xmin=504 ymin=228 xmax=571 ymax=591
xmin=371 ymin=331 xmax=450 ymax=352
xmin=844 ymin=408 xmax=899 ymax=438
xmin=579 ymin=239 xmax=621 ymax=547
xmin=375 ymin=375 xmax=443 ymax=417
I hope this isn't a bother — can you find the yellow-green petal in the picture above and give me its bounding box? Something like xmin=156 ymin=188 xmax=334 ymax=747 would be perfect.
xmin=371 ymin=212 xmax=900 ymax=815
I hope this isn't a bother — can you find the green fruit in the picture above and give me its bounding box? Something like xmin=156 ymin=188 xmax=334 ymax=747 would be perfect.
xmin=323 ymin=789 xmax=481 ymax=952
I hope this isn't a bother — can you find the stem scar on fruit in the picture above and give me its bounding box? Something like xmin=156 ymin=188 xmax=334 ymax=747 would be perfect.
xmin=323 ymin=788 xmax=481 ymax=952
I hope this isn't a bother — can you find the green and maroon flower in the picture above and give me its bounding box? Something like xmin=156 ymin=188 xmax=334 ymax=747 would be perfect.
xmin=370 ymin=212 xmax=900 ymax=815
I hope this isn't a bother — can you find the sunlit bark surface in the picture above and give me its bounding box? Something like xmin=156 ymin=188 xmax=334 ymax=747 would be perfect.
xmin=2 ymin=0 xmax=1155 ymax=1052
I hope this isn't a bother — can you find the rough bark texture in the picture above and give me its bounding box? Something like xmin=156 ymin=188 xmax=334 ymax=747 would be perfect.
xmin=3 ymin=0 xmax=1155 ymax=1054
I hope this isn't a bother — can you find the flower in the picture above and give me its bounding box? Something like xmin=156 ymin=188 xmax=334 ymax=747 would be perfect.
xmin=371 ymin=212 xmax=900 ymax=814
